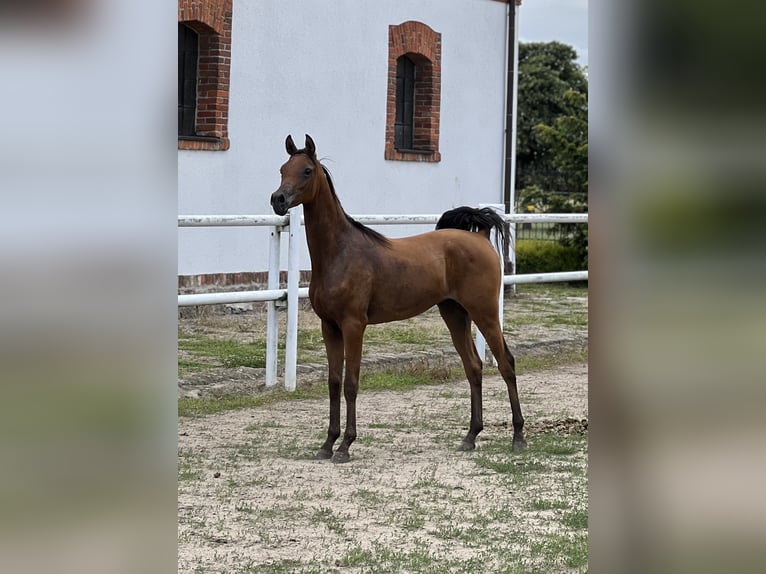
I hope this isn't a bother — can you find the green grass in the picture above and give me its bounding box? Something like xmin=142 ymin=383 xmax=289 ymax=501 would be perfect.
xmin=475 ymin=457 xmax=548 ymax=475
xmin=365 ymin=324 xmax=438 ymax=345
xmin=240 ymin=559 xmax=313 ymax=574
xmin=296 ymin=329 xmax=325 ymax=351
xmin=516 ymin=349 xmax=587 ymax=372
xmin=529 ymin=498 xmax=569 ymax=511
xmin=474 ymin=432 xmax=586 ymax=481
xmin=532 ymin=433 xmax=581 ymax=456
xmin=561 ymin=509 xmax=588 ymax=530
xmin=338 ymin=546 xmax=375 ymax=567
xmin=178 ymin=349 xmax=588 ymax=418
xmin=178 ymin=358 xmax=214 ymax=377
xmin=530 ymin=533 xmax=588 ymax=570
xmin=177 ymin=461 xmax=201 ymax=482
xmin=311 ymin=506 xmax=346 ymax=536
xmin=513 ymin=282 xmax=588 ymax=299
xmin=178 ymin=337 xmax=267 ymax=369
xmin=178 ymin=365 xmax=464 ymax=417
xmin=177 ymin=447 xmax=203 ymax=481
xmin=178 ymin=379 xmax=339 ymax=416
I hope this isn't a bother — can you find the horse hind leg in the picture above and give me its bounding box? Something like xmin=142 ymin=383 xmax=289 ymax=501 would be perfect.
xmin=438 ymin=300 xmax=484 ymax=451
xmin=471 ymin=312 xmax=527 ymax=451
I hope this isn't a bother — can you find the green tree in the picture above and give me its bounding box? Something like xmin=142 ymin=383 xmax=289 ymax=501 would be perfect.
xmin=533 ymin=89 xmax=588 ymax=195
xmin=516 ymin=41 xmax=588 ymax=193
xmin=516 ymin=42 xmax=588 ymax=269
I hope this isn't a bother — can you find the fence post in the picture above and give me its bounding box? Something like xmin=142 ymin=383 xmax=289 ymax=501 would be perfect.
xmin=508 ymin=217 xmax=517 ymax=295
xmin=284 ymin=208 xmax=301 ymax=391
xmin=265 ymin=225 xmax=281 ymax=387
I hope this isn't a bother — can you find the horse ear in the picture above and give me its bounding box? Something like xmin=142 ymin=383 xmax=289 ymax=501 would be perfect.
xmin=304 ymin=134 xmax=316 ymax=157
xmin=285 ymin=135 xmax=298 ymax=156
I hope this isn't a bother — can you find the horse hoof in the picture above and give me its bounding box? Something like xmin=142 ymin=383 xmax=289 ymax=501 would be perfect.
xmin=331 ymin=451 xmax=350 ymax=464
xmin=458 ymin=440 xmax=476 ymax=452
xmin=512 ymin=438 xmax=528 ymax=451
xmin=316 ymin=448 xmax=333 ymax=460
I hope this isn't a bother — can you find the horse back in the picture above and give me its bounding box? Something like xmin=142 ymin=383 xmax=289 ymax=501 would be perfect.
xmin=363 ymin=229 xmax=501 ymax=323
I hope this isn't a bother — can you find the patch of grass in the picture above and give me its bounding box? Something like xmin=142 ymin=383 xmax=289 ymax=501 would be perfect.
xmin=431 ymin=522 xmax=465 ymax=540
xmin=178 ymin=336 xmax=267 ymax=369
xmin=312 ymin=506 xmax=346 ymax=536
xmin=235 ymin=501 xmax=255 ymax=514
xmin=529 ymin=498 xmax=569 ymax=511
xmin=514 ymin=283 xmax=588 ymax=299
xmin=561 ymin=509 xmax=588 ymax=530
xmin=365 ymin=324 xmax=438 ymax=346
xmin=178 ymin=364 xmax=464 ymax=417
xmin=178 ymin=358 xmax=214 ymax=377
xmin=363 ymin=366 xmax=463 ymax=392
xmin=457 ymin=525 xmax=497 ymax=548
xmin=178 ymin=385 xmax=325 ymax=417
xmin=178 ymin=349 xmax=585 ymax=418
xmin=399 ymin=507 xmax=426 ymax=531
xmin=232 ymin=441 xmax=262 ymax=462
xmin=339 ymin=546 xmax=375 ymax=567
xmin=474 ymin=432 xmax=586 ymax=480
xmin=365 ymin=542 xmax=439 ymax=573
xmin=530 ymin=533 xmax=588 ymax=570
xmin=515 ymin=349 xmax=588 ymax=372
xmin=352 ymin=488 xmax=385 ymax=506
xmin=533 ymin=433 xmax=582 ymax=456
xmin=178 ymin=461 xmax=201 ymax=481
xmin=367 ymin=421 xmax=396 ymax=429
xmin=177 ymin=448 xmax=203 ymax=481
xmin=475 ymin=456 xmax=548 ymax=475
xmin=542 ymin=312 xmax=589 ymax=327
xmin=296 ymin=329 xmax=324 ymax=351
xmin=240 ymin=559 xmax=311 ymax=574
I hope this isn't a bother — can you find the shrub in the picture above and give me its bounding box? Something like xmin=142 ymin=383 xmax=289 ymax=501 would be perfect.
xmin=516 ymin=240 xmax=584 ymax=274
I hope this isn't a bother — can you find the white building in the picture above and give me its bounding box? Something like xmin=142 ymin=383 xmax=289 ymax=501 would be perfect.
xmin=178 ymin=0 xmax=515 ymax=287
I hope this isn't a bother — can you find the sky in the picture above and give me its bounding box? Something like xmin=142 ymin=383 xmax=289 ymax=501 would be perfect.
xmin=517 ymin=0 xmax=589 ymax=67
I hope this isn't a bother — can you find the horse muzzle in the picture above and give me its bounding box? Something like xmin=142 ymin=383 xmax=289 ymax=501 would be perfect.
xmin=270 ymin=188 xmax=294 ymax=216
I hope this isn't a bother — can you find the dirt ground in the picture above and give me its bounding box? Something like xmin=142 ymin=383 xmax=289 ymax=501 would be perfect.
xmin=178 ymin=362 xmax=588 ymax=573
xmin=178 ymin=284 xmax=588 ymax=572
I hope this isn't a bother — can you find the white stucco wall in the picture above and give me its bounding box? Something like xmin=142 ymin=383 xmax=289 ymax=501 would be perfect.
xmin=178 ymin=0 xmax=509 ymax=276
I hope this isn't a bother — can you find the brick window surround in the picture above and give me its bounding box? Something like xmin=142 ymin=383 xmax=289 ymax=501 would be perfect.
xmin=385 ymin=21 xmax=442 ymax=162
xmin=178 ymin=0 xmax=232 ymax=151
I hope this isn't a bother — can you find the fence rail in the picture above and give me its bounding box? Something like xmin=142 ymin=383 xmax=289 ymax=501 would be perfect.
xmin=178 ymin=210 xmax=588 ymax=390
xmin=178 ymin=213 xmax=588 ymax=227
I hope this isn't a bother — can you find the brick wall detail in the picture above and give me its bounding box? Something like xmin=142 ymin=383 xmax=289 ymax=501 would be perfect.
xmin=385 ymin=21 xmax=442 ymax=163
xmin=178 ymin=0 xmax=232 ymax=151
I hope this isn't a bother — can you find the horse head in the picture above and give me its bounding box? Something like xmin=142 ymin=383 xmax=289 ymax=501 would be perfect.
xmin=271 ymin=134 xmax=322 ymax=216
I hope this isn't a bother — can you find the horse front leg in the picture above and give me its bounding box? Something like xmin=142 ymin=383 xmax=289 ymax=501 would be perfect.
xmin=317 ymin=319 xmax=344 ymax=459
xmin=331 ymin=319 xmax=365 ymax=464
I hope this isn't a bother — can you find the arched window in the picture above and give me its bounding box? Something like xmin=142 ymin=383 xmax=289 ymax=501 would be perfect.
xmin=386 ymin=21 xmax=442 ymax=162
xmin=395 ymin=55 xmax=415 ymax=150
xmin=178 ymin=0 xmax=232 ymax=151
xmin=178 ymin=24 xmax=198 ymax=138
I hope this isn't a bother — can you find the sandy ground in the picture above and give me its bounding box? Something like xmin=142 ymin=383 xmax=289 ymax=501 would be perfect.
xmin=178 ymin=362 xmax=588 ymax=573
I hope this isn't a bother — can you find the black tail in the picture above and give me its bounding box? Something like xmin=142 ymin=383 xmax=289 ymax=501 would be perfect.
xmin=436 ymin=206 xmax=505 ymax=249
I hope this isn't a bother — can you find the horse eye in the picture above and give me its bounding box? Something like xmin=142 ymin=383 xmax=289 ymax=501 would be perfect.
xmin=304 ymin=167 xmax=313 ymax=176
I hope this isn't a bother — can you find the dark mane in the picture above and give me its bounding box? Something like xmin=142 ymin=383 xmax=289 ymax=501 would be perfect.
xmin=321 ymin=165 xmax=391 ymax=247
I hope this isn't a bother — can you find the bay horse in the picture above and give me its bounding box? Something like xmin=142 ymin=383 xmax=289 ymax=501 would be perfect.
xmin=270 ymin=134 xmax=526 ymax=463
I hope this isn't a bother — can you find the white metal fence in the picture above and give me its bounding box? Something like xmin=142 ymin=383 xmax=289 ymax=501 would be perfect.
xmin=178 ymin=210 xmax=588 ymax=391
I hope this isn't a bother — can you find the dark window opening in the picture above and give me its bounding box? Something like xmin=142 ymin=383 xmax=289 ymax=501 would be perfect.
xmin=395 ymin=55 xmax=415 ymax=150
xmin=178 ymin=23 xmax=198 ymax=137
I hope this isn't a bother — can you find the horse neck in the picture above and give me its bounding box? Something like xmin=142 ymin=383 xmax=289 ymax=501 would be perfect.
xmin=302 ymin=176 xmax=354 ymax=272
